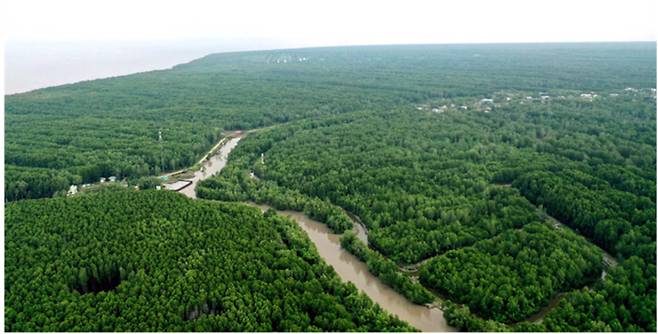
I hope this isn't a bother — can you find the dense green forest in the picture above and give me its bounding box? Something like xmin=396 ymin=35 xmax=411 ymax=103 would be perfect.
xmin=4 ymin=42 xmax=656 ymax=332
xmin=198 ymin=86 xmax=656 ymax=330
xmin=419 ymin=222 xmax=603 ymax=323
xmin=5 ymin=190 xmax=413 ymax=331
xmin=5 ymin=43 xmax=655 ymax=201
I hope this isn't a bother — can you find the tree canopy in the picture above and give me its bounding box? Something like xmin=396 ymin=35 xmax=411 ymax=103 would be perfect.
xmin=5 ymin=190 xmax=413 ymax=331
xmin=5 ymin=42 xmax=656 ymax=332
xmin=6 ymin=43 xmax=655 ymax=201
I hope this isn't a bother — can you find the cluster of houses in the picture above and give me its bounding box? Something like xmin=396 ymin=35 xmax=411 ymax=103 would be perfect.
xmin=67 ymin=176 xmax=123 ymax=196
xmin=579 ymin=87 xmax=656 ymax=101
xmin=579 ymin=92 xmax=599 ymax=101
xmin=67 ymin=174 xmax=193 ymax=194
xmin=416 ymin=104 xmax=469 ymax=113
xmin=99 ymin=176 xmax=118 ymax=183
xmin=426 ymin=98 xmax=498 ymax=113
xmin=418 ymin=87 xmax=643 ymax=115
xmin=624 ymin=87 xmax=656 ymax=99
xmin=418 ymin=87 xmax=655 ymax=117
xmin=418 ymin=90 xmax=577 ymax=114
xmin=268 ymin=55 xmax=309 ymax=64
xmin=519 ymin=93 xmax=553 ymax=103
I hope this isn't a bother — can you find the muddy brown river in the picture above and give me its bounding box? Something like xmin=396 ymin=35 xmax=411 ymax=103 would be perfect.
xmin=247 ymin=204 xmax=454 ymax=332
xmin=178 ymin=134 xmax=454 ymax=332
xmin=174 ymin=132 xmax=619 ymax=331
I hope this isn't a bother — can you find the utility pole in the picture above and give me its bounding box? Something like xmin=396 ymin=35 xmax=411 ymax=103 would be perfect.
xmin=159 ymin=129 xmax=164 ymax=173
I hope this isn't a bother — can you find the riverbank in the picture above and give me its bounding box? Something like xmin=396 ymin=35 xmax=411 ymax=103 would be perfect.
xmin=174 ymin=130 xmax=454 ymax=331
xmin=245 ymin=203 xmax=455 ymax=332
xmin=176 ymin=127 xmax=614 ymax=331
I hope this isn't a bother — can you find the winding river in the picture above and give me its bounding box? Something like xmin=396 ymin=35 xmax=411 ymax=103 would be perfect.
xmin=248 ymin=204 xmax=454 ymax=332
xmin=178 ymin=134 xmax=454 ymax=332
xmin=172 ymin=131 xmax=623 ymax=331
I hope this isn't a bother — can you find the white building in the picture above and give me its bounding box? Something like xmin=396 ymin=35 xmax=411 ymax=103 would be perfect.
xmin=67 ymin=185 xmax=78 ymax=196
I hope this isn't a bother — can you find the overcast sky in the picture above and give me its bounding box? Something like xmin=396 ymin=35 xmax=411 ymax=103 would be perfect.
xmin=5 ymin=0 xmax=656 ymax=44
xmin=3 ymin=0 xmax=656 ymax=93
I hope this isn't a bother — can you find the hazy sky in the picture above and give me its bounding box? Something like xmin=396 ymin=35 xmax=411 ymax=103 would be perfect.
xmin=3 ymin=0 xmax=656 ymax=94
xmin=5 ymin=0 xmax=656 ymax=44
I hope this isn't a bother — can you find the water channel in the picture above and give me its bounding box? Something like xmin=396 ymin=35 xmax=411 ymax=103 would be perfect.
xmin=178 ymin=137 xmax=241 ymax=199
xmin=177 ymin=134 xmax=454 ymax=332
xmin=175 ymin=131 xmax=625 ymax=331
xmin=248 ymin=204 xmax=454 ymax=332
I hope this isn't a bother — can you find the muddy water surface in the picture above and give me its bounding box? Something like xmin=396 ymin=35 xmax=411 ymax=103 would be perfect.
xmin=181 ymin=135 xmax=453 ymax=331
xmin=179 ymin=137 xmax=241 ymax=198
xmin=248 ymin=203 xmax=455 ymax=332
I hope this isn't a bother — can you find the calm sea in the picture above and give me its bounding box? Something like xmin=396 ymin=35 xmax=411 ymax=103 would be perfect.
xmin=5 ymin=39 xmax=281 ymax=95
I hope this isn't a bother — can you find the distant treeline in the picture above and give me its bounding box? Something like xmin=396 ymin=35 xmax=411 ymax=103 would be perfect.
xmin=6 ymin=43 xmax=656 ymax=201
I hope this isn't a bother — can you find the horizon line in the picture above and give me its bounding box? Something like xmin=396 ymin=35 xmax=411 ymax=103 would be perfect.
xmin=5 ymin=40 xmax=656 ymax=96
